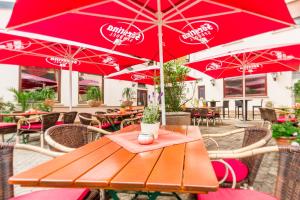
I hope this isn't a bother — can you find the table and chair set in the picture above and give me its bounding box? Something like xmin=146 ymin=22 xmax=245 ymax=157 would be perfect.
xmin=0 ymin=106 xmax=299 ymax=200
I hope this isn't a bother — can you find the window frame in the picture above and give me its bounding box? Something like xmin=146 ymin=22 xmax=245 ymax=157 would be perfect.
xmin=19 ymin=66 xmax=61 ymax=102
xmin=223 ymin=74 xmax=268 ymax=98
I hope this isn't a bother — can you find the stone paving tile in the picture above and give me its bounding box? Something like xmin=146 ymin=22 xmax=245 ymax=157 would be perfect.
xmin=10 ymin=119 xmax=278 ymax=199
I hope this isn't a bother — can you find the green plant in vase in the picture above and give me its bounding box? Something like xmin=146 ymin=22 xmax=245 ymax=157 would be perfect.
xmin=272 ymin=122 xmax=299 ymax=145
xmin=122 ymin=87 xmax=135 ymax=107
xmin=9 ymin=88 xmax=31 ymax=112
xmin=86 ymin=86 xmax=102 ymax=107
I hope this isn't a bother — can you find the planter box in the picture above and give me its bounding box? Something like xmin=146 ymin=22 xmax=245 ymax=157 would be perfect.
xmin=165 ymin=112 xmax=191 ymax=125
xmin=275 ymin=136 xmax=297 ymax=145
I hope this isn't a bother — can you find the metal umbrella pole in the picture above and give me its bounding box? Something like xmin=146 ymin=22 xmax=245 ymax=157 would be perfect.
xmin=242 ymin=64 xmax=246 ymax=123
xmin=157 ymin=0 xmax=166 ymax=125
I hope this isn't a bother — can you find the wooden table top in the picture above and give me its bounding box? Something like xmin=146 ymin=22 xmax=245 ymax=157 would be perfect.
xmin=9 ymin=125 xmax=218 ymax=194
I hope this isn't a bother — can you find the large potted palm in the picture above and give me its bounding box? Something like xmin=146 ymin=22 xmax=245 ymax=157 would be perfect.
xmin=155 ymin=61 xmax=191 ymax=125
xmin=86 ymin=86 xmax=102 ymax=107
xmin=121 ymin=87 xmax=135 ymax=107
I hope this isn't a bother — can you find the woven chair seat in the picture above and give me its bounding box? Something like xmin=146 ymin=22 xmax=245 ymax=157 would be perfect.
xmin=212 ymin=159 xmax=249 ymax=182
xmin=198 ymin=188 xmax=276 ymax=200
xmin=10 ymin=188 xmax=90 ymax=200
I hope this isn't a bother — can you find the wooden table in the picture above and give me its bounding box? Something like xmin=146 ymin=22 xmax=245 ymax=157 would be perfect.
xmin=0 ymin=111 xmax=49 ymax=117
xmin=9 ymin=125 xmax=218 ymax=199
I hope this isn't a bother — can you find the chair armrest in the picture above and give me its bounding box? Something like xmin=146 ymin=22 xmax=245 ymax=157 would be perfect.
xmin=15 ymin=143 xmax=64 ymax=157
xmin=120 ymin=116 xmax=142 ymax=129
xmin=202 ymin=128 xmax=245 ymax=138
xmin=87 ymin=125 xmax=112 ymax=135
xmin=44 ymin=134 xmax=76 ymax=153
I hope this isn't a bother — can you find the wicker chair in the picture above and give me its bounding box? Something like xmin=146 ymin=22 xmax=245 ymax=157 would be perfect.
xmin=200 ymin=146 xmax=300 ymax=200
xmin=0 ymin=123 xmax=17 ymax=142
xmin=16 ymin=113 xmax=60 ymax=148
xmin=44 ymin=124 xmax=111 ymax=152
xmin=78 ymin=113 xmax=100 ymax=126
xmin=0 ymin=143 xmax=99 ymax=200
xmin=120 ymin=116 xmax=142 ymax=129
xmin=204 ymin=127 xmax=272 ymax=188
xmin=61 ymin=111 xmax=77 ymax=124
xmin=198 ymin=108 xmax=211 ymax=127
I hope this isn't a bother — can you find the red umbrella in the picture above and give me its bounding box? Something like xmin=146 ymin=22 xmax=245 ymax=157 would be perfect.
xmin=6 ymin=0 xmax=295 ymax=62
xmin=185 ymin=44 xmax=300 ymax=123
xmin=186 ymin=44 xmax=300 ymax=79
xmin=107 ymin=66 xmax=196 ymax=85
xmin=0 ymin=32 xmax=145 ymax=75
xmin=5 ymin=0 xmax=295 ymax=124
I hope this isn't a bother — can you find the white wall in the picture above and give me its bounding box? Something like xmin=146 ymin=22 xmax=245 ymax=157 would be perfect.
xmin=103 ymin=78 xmax=155 ymax=106
xmin=0 ymin=64 xmax=19 ymax=102
xmin=60 ymin=70 xmax=79 ymax=106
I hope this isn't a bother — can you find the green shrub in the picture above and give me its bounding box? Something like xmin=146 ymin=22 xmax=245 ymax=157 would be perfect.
xmin=272 ymin=122 xmax=299 ymax=138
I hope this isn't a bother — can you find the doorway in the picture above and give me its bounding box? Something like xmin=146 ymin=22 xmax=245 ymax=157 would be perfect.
xmin=137 ymin=89 xmax=148 ymax=106
xmin=198 ymin=85 xmax=205 ymax=99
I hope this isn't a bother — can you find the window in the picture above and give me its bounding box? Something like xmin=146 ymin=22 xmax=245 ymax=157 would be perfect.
xmin=224 ymin=74 xmax=267 ymax=98
xmin=198 ymin=86 xmax=205 ymax=99
xmin=78 ymin=73 xmax=103 ymax=103
xmin=20 ymin=66 xmax=60 ymax=101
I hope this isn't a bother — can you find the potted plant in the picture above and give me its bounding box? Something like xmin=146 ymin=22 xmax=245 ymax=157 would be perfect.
xmin=141 ymin=104 xmax=160 ymax=139
xmin=86 ymin=86 xmax=102 ymax=107
xmin=122 ymin=87 xmax=135 ymax=107
xmin=9 ymin=88 xmax=31 ymax=112
xmin=154 ymin=61 xmax=191 ymax=125
xmin=272 ymin=122 xmax=299 ymax=145
xmin=120 ymin=104 xmax=126 ymax=114
xmin=40 ymin=87 xmax=56 ymax=107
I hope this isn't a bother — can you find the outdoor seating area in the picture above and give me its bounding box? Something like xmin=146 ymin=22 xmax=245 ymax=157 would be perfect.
xmin=0 ymin=0 xmax=300 ymax=200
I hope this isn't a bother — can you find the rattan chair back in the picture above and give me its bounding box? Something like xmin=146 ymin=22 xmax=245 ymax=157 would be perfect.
xmin=78 ymin=113 xmax=93 ymax=125
xmin=198 ymin=108 xmax=209 ymax=118
xmin=41 ymin=113 xmax=60 ymax=131
xmin=240 ymin=127 xmax=271 ymax=186
xmin=62 ymin=112 xmax=77 ymax=124
xmin=275 ymin=146 xmax=300 ymax=200
xmin=45 ymin=124 xmax=96 ymax=150
xmin=0 ymin=143 xmax=14 ymax=199
xmin=264 ymin=108 xmax=277 ymax=123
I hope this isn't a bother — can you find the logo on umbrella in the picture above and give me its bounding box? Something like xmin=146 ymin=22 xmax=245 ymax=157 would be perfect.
xmin=0 ymin=40 xmax=31 ymax=50
xmin=45 ymin=56 xmax=80 ymax=67
xmin=180 ymin=20 xmax=219 ymax=45
xmin=131 ymin=74 xmax=149 ymax=81
xmin=270 ymin=51 xmax=294 ymax=60
xmin=238 ymin=63 xmax=262 ymax=73
xmin=206 ymin=61 xmax=222 ymax=71
xmin=100 ymin=22 xmax=144 ymax=46
xmin=100 ymin=55 xmax=117 ymax=65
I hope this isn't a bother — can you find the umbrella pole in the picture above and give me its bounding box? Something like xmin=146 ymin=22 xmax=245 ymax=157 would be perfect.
xmin=157 ymin=0 xmax=166 ymax=125
xmin=69 ymin=62 xmax=73 ymax=111
xmin=242 ymin=65 xmax=246 ymax=123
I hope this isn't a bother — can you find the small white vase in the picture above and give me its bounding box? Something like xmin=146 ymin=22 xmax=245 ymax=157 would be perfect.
xmin=141 ymin=122 xmax=160 ymax=139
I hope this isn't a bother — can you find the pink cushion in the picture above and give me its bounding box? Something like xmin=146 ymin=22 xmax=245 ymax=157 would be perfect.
xmin=0 ymin=122 xmax=16 ymax=128
xmin=114 ymin=120 xmax=121 ymax=125
xmin=10 ymin=188 xmax=89 ymax=200
xmin=55 ymin=121 xmax=64 ymax=125
xmin=193 ymin=113 xmax=200 ymax=117
xmin=212 ymin=159 xmax=249 ymax=182
xmin=198 ymin=188 xmax=277 ymax=200
xmin=101 ymin=122 xmax=111 ymax=129
xmin=20 ymin=123 xmax=42 ymax=130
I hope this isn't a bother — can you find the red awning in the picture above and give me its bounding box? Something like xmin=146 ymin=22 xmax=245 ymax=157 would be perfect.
xmin=0 ymin=32 xmax=144 ymax=75
xmin=186 ymin=44 xmax=300 ymax=79
xmin=6 ymin=0 xmax=295 ymax=62
xmin=107 ymin=66 xmax=196 ymax=85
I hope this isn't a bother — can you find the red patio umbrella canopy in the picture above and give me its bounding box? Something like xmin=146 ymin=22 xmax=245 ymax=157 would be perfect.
xmin=7 ymin=0 xmax=294 ymax=62
xmin=186 ymin=44 xmax=300 ymax=79
xmin=108 ymin=67 xmax=196 ymax=85
xmin=0 ymin=32 xmax=144 ymax=75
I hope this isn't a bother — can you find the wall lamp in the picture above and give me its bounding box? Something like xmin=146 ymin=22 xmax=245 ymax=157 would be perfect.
xmin=210 ymin=79 xmax=216 ymax=86
xmin=271 ymin=73 xmax=278 ymax=81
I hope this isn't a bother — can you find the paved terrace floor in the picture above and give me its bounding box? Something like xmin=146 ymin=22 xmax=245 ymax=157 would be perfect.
xmin=6 ymin=119 xmax=277 ymax=199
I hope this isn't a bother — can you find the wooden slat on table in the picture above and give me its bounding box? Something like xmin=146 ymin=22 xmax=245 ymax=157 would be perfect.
xmin=9 ymin=138 xmax=112 ymax=186
xmin=182 ymin=126 xmax=218 ymax=192
xmin=110 ymin=149 xmax=163 ymax=189
xmin=40 ymin=142 xmax=121 ymax=187
xmin=146 ymin=126 xmax=187 ymax=190
xmin=75 ymin=148 xmax=135 ymax=187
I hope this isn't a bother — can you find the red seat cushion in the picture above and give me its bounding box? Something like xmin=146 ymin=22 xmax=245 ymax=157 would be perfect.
xmin=10 ymin=188 xmax=89 ymax=200
xmin=0 ymin=122 xmax=16 ymax=128
xmin=20 ymin=123 xmax=42 ymax=130
xmin=198 ymin=188 xmax=276 ymax=200
xmin=101 ymin=122 xmax=111 ymax=129
xmin=114 ymin=120 xmax=121 ymax=125
xmin=212 ymin=159 xmax=249 ymax=182
xmin=193 ymin=113 xmax=200 ymax=117
xmin=55 ymin=121 xmax=64 ymax=125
